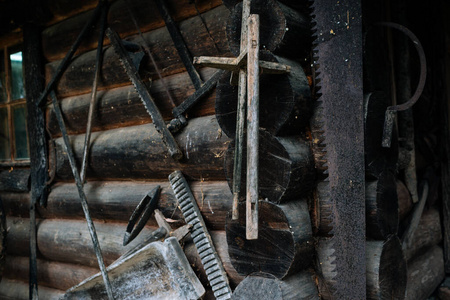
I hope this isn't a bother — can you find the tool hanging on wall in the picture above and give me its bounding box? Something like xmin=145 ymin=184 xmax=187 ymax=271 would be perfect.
xmin=169 ymin=170 xmax=232 ymax=300
xmin=194 ymin=0 xmax=290 ymax=240
xmin=31 ymin=1 xmax=114 ymax=299
xmin=155 ymin=0 xmax=224 ymax=133
xmin=106 ymin=28 xmax=183 ymax=161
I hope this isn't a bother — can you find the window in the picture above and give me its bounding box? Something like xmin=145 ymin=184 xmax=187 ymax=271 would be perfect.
xmin=0 ymin=46 xmax=29 ymax=165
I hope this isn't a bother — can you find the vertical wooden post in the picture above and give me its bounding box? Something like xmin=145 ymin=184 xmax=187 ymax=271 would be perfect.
xmin=231 ymin=0 xmax=250 ymax=220
xmin=246 ymin=14 xmax=259 ymax=240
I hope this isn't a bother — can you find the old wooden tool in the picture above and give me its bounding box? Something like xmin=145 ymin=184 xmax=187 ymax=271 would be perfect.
xmin=123 ymin=186 xmax=160 ymax=246
xmin=106 ymin=28 xmax=183 ymax=161
xmin=194 ymin=1 xmax=289 ymax=240
xmin=62 ymin=237 xmax=205 ymax=299
xmin=169 ymin=170 xmax=232 ymax=300
xmin=50 ymin=91 xmax=114 ymax=300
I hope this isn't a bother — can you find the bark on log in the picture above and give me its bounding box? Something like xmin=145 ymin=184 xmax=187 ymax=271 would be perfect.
xmin=4 ymin=256 xmax=98 ymax=291
xmin=364 ymin=92 xmax=399 ymax=178
xmin=366 ymin=236 xmax=407 ymax=300
xmin=0 ymin=169 xmax=29 ymax=192
xmin=224 ymin=130 xmax=315 ymax=203
xmin=215 ymin=53 xmax=311 ymax=138
xmin=231 ymin=271 xmax=319 ymax=299
xmin=226 ymin=200 xmax=313 ymax=279
xmin=226 ymin=0 xmax=310 ymax=58
xmin=403 ymin=208 xmax=442 ymax=261
xmin=46 ymin=68 xmax=218 ymax=137
xmin=5 ymin=217 xmax=238 ymax=289
xmin=316 ymin=237 xmax=407 ymax=300
xmin=3 ymin=181 xmax=232 ymax=231
xmin=405 ymin=246 xmax=445 ymax=300
xmin=42 ymin=0 xmax=223 ymax=62
xmin=45 ymin=5 xmax=231 ymax=99
xmin=54 ymin=116 xmax=230 ymax=181
xmin=312 ymin=170 xmax=399 ymax=238
xmin=0 ymin=278 xmax=64 ymax=300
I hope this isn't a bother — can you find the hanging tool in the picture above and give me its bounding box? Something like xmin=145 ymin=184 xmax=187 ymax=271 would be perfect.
xmin=169 ymin=170 xmax=232 ymax=300
xmin=194 ymin=0 xmax=290 ymax=240
xmin=51 ymin=91 xmax=114 ymax=300
xmin=380 ymin=22 xmax=427 ymax=148
xmin=106 ymin=28 xmax=183 ymax=160
xmin=310 ymin=0 xmax=366 ymax=298
xmin=123 ymin=186 xmax=160 ymax=246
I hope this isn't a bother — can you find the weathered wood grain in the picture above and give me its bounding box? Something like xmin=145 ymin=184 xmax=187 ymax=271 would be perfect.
xmin=45 ymin=5 xmax=231 ymax=99
xmin=405 ymin=246 xmax=444 ymax=300
xmin=224 ymin=130 xmax=315 ymax=203
xmin=42 ymin=0 xmax=223 ymax=62
xmin=54 ymin=116 xmax=231 ymax=181
xmin=231 ymin=271 xmax=319 ymax=299
xmin=226 ymin=200 xmax=313 ymax=279
xmin=4 ymin=256 xmax=98 ymax=291
xmin=46 ymin=68 xmax=218 ymax=137
xmin=0 ymin=278 xmax=64 ymax=300
xmin=3 ymin=181 xmax=232 ymax=231
xmin=0 ymin=169 xmax=29 ymax=192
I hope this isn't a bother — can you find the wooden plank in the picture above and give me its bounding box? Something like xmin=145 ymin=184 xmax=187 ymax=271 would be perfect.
xmin=42 ymin=0 xmax=223 ymax=62
xmin=53 ymin=116 xmax=230 ymax=181
xmin=46 ymin=68 xmax=217 ymax=137
xmin=44 ymin=5 xmax=231 ymax=99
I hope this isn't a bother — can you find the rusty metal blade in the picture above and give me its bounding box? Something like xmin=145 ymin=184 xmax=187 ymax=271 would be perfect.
xmin=311 ymin=0 xmax=366 ymax=298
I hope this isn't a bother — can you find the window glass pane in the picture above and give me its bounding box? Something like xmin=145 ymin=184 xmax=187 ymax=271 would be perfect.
xmin=10 ymin=51 xmax=25 ymax=100
xmin=0 ymin=51 xmax=6 ymax=103
xmin=0 ymin=107 xmax=10 ymax=160
xmin=13 ymin=105 xmax=29 ymax=160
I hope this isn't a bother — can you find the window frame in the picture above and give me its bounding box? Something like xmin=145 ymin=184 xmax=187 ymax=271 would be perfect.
xmin=0 ymin=44 xmax=30 ymax=167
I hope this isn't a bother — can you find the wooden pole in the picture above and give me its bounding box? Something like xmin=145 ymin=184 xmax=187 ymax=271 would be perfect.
xmin=246 ymin=14 xmax=260 ymax=240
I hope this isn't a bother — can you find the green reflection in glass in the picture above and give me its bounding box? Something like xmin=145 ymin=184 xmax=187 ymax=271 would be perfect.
xmin=0 ymin=107 xmax=10 ymax=160
xmin=0 ymin=51 xmax=6 ymax=103
xmin=10 ymin=51 xmax=25 ymax=100
xmin=13 ymin=105 xmax=29 ymax=160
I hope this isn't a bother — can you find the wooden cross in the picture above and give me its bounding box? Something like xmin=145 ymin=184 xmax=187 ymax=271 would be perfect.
xmin=194 ymin=1 xmax=290 ymax=240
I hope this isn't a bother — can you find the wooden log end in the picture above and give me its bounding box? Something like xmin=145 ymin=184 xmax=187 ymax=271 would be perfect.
xmin=226 ymin=200 xmax=313 ymax=279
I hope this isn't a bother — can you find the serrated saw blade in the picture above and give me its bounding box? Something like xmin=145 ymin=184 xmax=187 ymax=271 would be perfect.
xmin=310 ymin=0 xmax=366 ymax=298
xmin=106 ymin=28 xmax=183 ymax=161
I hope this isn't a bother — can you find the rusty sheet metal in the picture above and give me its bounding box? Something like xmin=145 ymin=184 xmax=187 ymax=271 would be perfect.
xmin=311 ymin=0 xmax=366 ymax=298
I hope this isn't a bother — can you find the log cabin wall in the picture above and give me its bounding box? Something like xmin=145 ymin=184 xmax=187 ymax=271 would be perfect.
xmin=1 ymin=0 xmax=449 ymax=299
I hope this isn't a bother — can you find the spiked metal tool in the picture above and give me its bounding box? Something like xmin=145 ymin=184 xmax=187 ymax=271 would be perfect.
xmin=194 ymin=0 xmax=289 ymax=240
xmin=310 ymin=0 xmax=366 ymax=298
xmin=169 ymin=171 xmax=232 ymax=300
xmin=106 ymin=28 xmax=183 ymax=161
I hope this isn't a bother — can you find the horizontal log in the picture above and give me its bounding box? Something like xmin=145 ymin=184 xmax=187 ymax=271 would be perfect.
xmin=215 ymin=53 xmax=312 ymax=138
xmin=3 ymin=181 xmax=232 ymax=231
xmin=0 ymin=278 xmax=64 ymax=300
xmin=403 ymin=208 xmax=442 ymax=261
xmin=224 ymin=130 xmax=315 ymax=203
xmin=54 ymin=116 xmax=231 ymax=181
xmin=45 ymin=5 xmax=231 ymax=99
xmin=317 ymin=237 xmax=407 ymax=300
xmin=405 ymin=246 xmax=445 ymax=300
xmin=46 ymin=68 xmax=218 ymax=137
xmin=366 ymin=236 xmax=406 ymax=300
xmin=226 ymin=200 xmax=314 ymax=279
xmin=42 ymin=0 xmax=223 ymax=62
xmin=227 ymin=0 xmax=310 ymax=58
xmin=231 ymin=271 xmax=319 ymax=299
xmin=0 ymin=169 xmax=29 ymax=192
xmin=4 ymin=256 xmax=98 ymax=291
xmin=6 ymin=218 xmax=240 ymax=289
